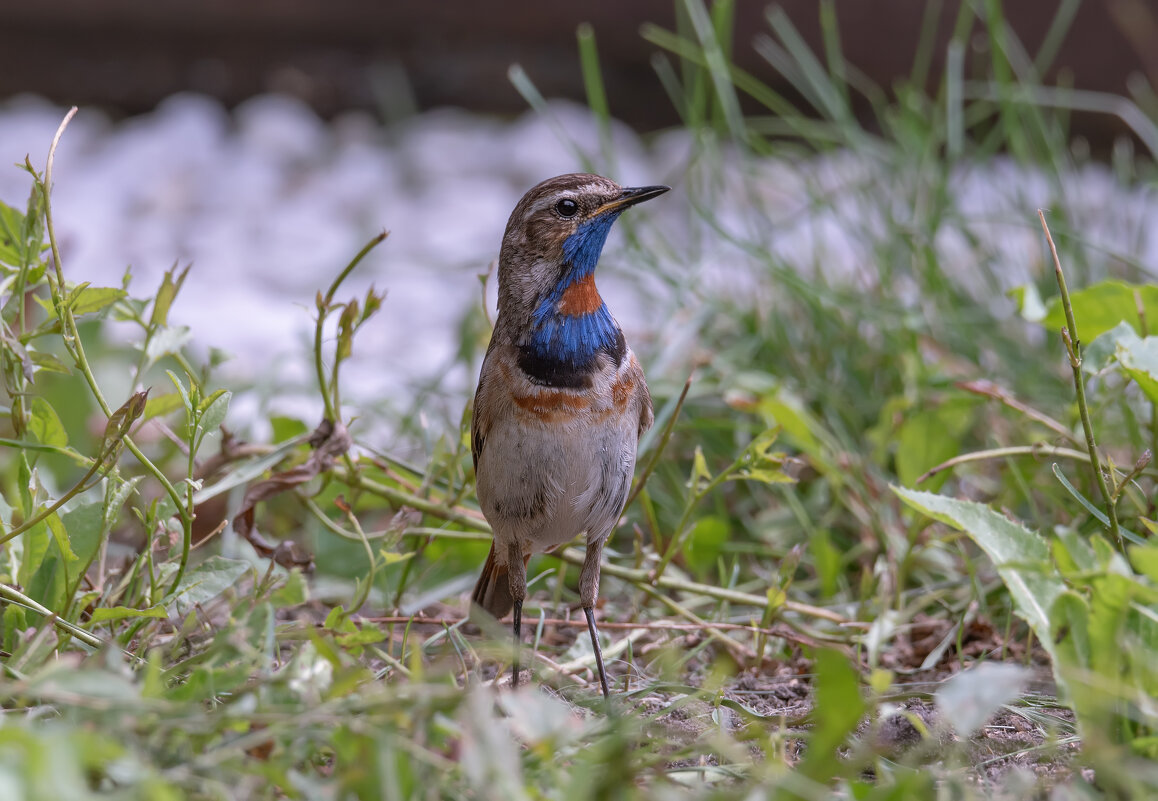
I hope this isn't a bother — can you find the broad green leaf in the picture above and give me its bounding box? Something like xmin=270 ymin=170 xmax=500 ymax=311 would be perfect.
xmin=196 ymin=389 xmax=231 ymax=437
xmin=103 ymin=475 xmax=142 ymax=534
xmin=145 ymin=326 xmax=192 ymax=368
xmin=1052 ymin=527 xmax=1098 ymax=575
xmin=758 ymin=392 xmax=825 ymax=465
xmin=685 ymin=515 xmax=729 ymax=568
xmin=895 ymin=400 xmax=974 ymax=490
xmin=893 ymin=487 xmax=1064 ymax=664
xmin=28 ymin=398 xmax=67 ymax=449
xmin=88 ymin=604 xmax=167 ymax=624
xmin=2 ymin=604 xmax=27 ymax=653
xmin=335 ymin=625 xmax=387 ymax=648
xmin=1115 ymin=332 xmax=1158 ymax=404
xmin=26 ymin=543 xmax=68 ymax=612
xmin=142 ymin=392 xmax=184 ymax=421
xmin=0 ymin=199 xmax=26 ymax=265
xmin=165 ymin=555 xmax=252 ymax=612
xmin=1084 ymin=321 xmax=1134 ymax=374
xmin=18 ymin=517 xmax=51 ymax=591
xmin=1051 ymin=591 xmax=1091 ymax=671
xmin=70 ymin=286 xmax=127 ymax=316
xmin=799 ymin=648 xmax=864 ymax=783
xmin=63 ymin=498 xmax=107 ymax=572
xmin=1130 ymin=542 xmax=1158 ymax=584
xmin=935 ymin=662 xmax=1031 ymax=736
xmin=271 ymin=415 xmax=309 ymax=443
xmin=46 ymin=511 xmax=77 ymax=564
xmin=31 ymin=665 xmax=143 ymax=703
xmin=1009 ymin=283 xmax=1046 ymax=323
xmin=270 ymin=569 xmax=309 ymax=607
xmin=28 ymin=350 xmax=70 ymax=375
xmin=1036 ymin=280 xmax=1158 ymax=342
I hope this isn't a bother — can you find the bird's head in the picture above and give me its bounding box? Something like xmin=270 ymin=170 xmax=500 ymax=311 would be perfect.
xmin=495 ymin=173 xmax=669 ymax=328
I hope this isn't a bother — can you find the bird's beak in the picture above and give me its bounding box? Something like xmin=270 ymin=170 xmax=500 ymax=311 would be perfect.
xmin=596 ymin=184 xmax=671 ymax=216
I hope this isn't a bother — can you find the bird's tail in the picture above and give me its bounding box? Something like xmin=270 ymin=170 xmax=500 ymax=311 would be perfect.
xmin=471 ymin=544 xmax=529 ymax=619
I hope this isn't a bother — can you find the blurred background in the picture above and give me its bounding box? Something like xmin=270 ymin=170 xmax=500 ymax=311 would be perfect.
xmin=4 ymin=0 xmax=1157 ymax=146
xmin=2 ymin=0 xmax=1158 ymax=456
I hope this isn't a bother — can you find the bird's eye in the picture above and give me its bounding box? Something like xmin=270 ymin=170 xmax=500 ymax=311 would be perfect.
xmin=555 ymin=198 xmax=579 ymax=218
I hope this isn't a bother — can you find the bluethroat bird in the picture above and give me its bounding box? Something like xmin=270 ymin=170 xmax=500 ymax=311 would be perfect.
xmin=470 ymin=173 xmax=669 ymax=697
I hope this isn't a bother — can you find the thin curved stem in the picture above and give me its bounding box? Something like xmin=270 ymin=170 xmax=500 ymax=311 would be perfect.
xmin=42 ymin=107 xmax=194 ymax=592
xmin=1038 ymin=210 xmax=1123 ymax=551
xmin=313 ymin=232 xmax=389 ymax=423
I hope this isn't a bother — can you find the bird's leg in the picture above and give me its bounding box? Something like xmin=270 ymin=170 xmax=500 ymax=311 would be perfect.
xmin=579 ymin=541 xmax=610 ymax=698
xmin=507 ymin=541 xmax=527 ymax=689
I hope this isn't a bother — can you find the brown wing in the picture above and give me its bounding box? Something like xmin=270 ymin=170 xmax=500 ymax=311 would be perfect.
xmin=629 ymin=353 xmax=654 ymax=439
xmin=470 ymin=344 xmax=501 ymax=472
xmin=470 ymin=381 xmax=487 ymax=473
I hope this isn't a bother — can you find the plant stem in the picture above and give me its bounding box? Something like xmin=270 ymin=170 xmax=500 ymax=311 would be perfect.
xmin=42 ymin=107 xmax=196 ymax=589
xmin=917 ymin=443 xmax=1093 ymax=485
xmin=0 ymin=583 xmax=104 ymax=649
xmin=0 ymin=452 xmax=104 ymax=545
xmin=1136 ymin=288 xmax=1158 ymax=500
xmin=556 ymin=546 xmax=848 ymax=625
xmin=1037 ymin=210 xmax=1123 ymax=550
xmin=313 ymin=232 xmax=388 ymax=423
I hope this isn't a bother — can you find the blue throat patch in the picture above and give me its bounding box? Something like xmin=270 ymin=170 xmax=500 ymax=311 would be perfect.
xmin=527 ymin=213 xmax=622 ymax=367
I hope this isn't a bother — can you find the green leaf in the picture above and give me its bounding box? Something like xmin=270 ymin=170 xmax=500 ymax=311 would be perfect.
xmin=142 ymin=392 xmax=184 ymax=422
xmin=165 ymin=369 xmax=193 ymax=415
xmin=892 ymin=487 xmax=1064 ymax=666
xmin=270 ymin=569 xmax=309 ymax=607
xmin=336 ymin=299 xmax=360 ymax=361
xmin=196 ymin=389 xmax=231 ymax=437
xmin=1051 ymin=464 xmax=1145 ymax=545
xmin=103 ymin=476 xmax=142 ymax=534
xmin=689 ymin=445 xmax=711 ymax=490
xmin=1115 ymin=331 xmax=1158 ymax=405
xmin=1130 ymin=542 xmax=1158 ymax=584
xmin=18 ymin=517 xmax=51 ymax=591
xmin=28 ymin=397 xmax=67 ymax=449
xmin=165 ymin=555 xmax=252 ymax=612
xmin=1084 ymin=321 xmax=1134 ymax=374
xmin=146 ymin=326 xmax=193 ymax=368
xmin=46 ymin=510 xmax=77 ymax=564
xmin=895 ymin=400 xmax=974 ymax=490
xmin=63 ymin=498 xmax=107 ymax=573
xmin=935 ymin=662 xmax=1030 ymax=736
xmin=1036 ymin=280 xmax=1158 ymax=342
xmin=1051 ymin=591 xmax=1091 ymax=670
xmin=1009 ymin=283 xmax=1046 ymax=323
xmin=149 ymin=264 xmax=190 ymax=328
xmin=335 ymin=624 xmax=387 ymax=648
xmin=377 ymin=550 xmax=415 ymax=566
xmin=732 ymin=427 xmax=795 ymax=484
xmin=88 ymin=605 xmax=167 ymax=624
xmin=685 ymin=515 xmax=729 ymax=568
xmin=70 ymin=286 xmax=127 ymax=316
xmin=758 ymin=391 xmax=825 ymax=465
xmin=799 ymin=648 xmax=864 ymax=783
xmin=0 ymin=199 xmax=26 ymax=266
xmin=28 ymin=350 xmax=70 ymax=375
xmin=3 ymin=604 xmax=27 ymax=653
xmin=271 ymin=415 xmax=308 ymax=443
